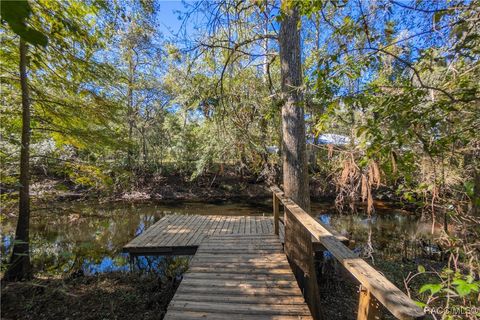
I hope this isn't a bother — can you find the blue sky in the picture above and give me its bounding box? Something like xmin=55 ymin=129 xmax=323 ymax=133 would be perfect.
xmin=156 ymin=1 xmax=188 ymax=37
xmin=154 ymin=0 xmax=209 ymax=43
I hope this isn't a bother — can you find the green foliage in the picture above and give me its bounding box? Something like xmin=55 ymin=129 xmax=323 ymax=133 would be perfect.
xmin=416 ymin=268 xmax=480 ymax=318
xmin=419 ymin=283 xmax=443 ymax=295
xmin=1 ymin=0 xmax=124 ymax=192
xmin=0 ymin=0 xmax=48 ymax=46
xmin=303 ymin=0 xmax=479 ymax=211
xmin=452 ymin=278 xmax=479 ymax=297
xmin=64 ymin=162 xmax=113 ymax=190
xmin=418 ymin=265 xmax=426 ymax=273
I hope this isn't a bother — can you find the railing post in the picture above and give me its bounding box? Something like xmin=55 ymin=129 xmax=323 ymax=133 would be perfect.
xmin=270 ymin=185 xmax=424 ymax=319
xmin=357 ymin=286 xmax=380 ymax=320
xmin=273 ymin=192 xmax=279 ymax=235
xmin=284 ymin=207 xmax=322 ymax=320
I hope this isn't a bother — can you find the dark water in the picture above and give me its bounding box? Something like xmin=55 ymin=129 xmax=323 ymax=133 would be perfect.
xmin=1 ymin=200 xmax=437 ymax=276
xmin=313 ymin=202 xmax=441 ymax=262
xmin=0 ymin=201 xmax=270 ymax=275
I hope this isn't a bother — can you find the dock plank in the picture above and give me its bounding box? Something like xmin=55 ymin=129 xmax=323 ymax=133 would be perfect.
xmin=185 ymin=215 xmax=210 ymax=246
xmin=150 ymin=215 xmax=183 ymax=241
xmin=165 ymin=311 xmax=313 ymax=320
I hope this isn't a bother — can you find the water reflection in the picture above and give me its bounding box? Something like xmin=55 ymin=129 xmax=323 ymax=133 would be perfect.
xmin=130 ymin=255 xmax=190 ymax=278
xmin=1 ymin=200 xmax=437 ymax=275
xmin=312 ymin=204 xmax=438 ymax=262
xmin=1 ymin=201 xmax=269 ymax=275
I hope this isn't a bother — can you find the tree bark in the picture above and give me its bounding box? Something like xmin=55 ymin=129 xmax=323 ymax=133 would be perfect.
xmin=127 ymin=51 xmax=135 ymax=169
xmin=5 ymin=39 xmax=32 ymax=281
xmin=262 ymin=0 xmax=269 ymax=83
xmin=474 ymin=167 xmax=480 ymax=216
xmin=279 ymin=4 xmax=310 ymax=211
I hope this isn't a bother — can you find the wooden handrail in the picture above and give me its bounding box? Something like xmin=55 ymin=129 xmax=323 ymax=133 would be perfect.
xmin=271 ymin=186 xmax=425 ymax=320
xmin=272 ymin=186 xmax=349 ymax=245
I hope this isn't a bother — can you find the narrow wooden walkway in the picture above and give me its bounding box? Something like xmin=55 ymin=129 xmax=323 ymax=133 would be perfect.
xmin=164 ymin=234 xmax=313 ymax=320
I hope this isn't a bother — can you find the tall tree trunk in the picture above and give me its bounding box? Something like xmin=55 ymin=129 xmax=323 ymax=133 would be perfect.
xmin=279 ymin=5 xmax=310 ymax=212
xmin=126 ymin=49 xmax=136 ymax=169
xmin=308 ymin=14 xmax=323 ymax=173
xmin=262 ymin=0 xmax=269 ymax=83
xmin=141 ymin=126 xmax=148 ymax=165
xmin=474 ymin=167 xmax=480 ymax=216
xmin=5 ymin=39 xmax=32 ymax=281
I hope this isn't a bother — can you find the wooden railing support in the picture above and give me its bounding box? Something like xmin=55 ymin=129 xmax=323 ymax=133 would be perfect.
xmin=284 ymin=207 xmax=322 ymax=320
xmin=273 ymin=191 xmax=280 ymax=235
xmin=357 ymin=286 xmax=381 ymax=320
xmin=270 ymin=185 xmax=425 ymax=320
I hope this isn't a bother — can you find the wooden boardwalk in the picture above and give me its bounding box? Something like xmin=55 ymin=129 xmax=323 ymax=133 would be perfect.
xmin=123 ymin=214 xmax=346 ymax=255
xmin=165 ymin=234 xmax=313 ymax=320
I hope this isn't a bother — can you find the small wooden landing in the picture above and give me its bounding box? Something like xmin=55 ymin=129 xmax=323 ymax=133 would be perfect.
xmin=124 ymin=215 xmax=279 ymax=254
xmin=123 ymin=214 xmax=347 ymax=255
xmin=164 ymin=234 xmax=313 ymax=320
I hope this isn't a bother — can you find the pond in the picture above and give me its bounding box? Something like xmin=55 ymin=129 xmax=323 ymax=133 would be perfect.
xmin=1 ymin=200 xmax=439 ymax=276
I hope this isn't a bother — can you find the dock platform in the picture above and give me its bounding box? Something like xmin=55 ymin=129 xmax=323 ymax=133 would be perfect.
xmin=164 ymin=234 xmax=313 ymax=319
xmin=123 ymin=214 xmax=346 ymax=255
xmin=124 ymin=215 xmax=280 ymax=254
xmin=124 ymin=214 xmax=314 ymax=319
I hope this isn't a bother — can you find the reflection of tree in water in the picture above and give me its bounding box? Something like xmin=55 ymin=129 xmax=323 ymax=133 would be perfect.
xmin=362 ymin=223 xmax=375 ymax=264
xmin=318 ymin=209 xmax=436 ymax=262
xmin=2 ymin=201 xmax=265 ymax=276
xmin=131 ymin=255 xmax=190 ymax=278
xmin=2 ymin=203 xmax=166 ymax=275
xmin=2 ymin=201 xmax=440 ymax=278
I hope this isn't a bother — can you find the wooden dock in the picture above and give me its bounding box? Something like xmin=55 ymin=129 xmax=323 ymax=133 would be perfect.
xmin=123 ymin=214 xmax=347 ymax=255
xmin=123 ymin=186 xmax=424 ymax=320
xmin=165 ymin=234 xmax=312 ymax=320
xmin=124 ymin=215 xmax=278 ymax=255
xmin=124 ymin=215 xmax=315 ymax=319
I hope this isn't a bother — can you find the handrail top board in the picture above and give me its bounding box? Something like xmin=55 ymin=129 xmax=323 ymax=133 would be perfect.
xmin=271 ymin=186 xmax=348 ymax=244
xmin=271 ymin=185 xmax=288 ymax=201
xmin=271 ymin=185 xmax=425 ymax=320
